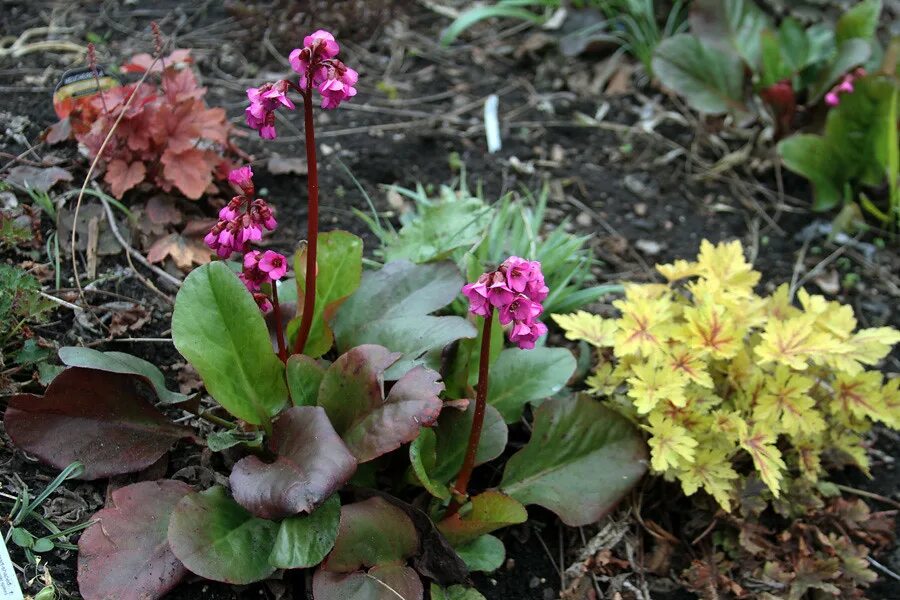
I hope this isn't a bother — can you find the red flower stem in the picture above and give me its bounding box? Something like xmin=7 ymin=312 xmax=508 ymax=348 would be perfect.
xmin=271 ymin=283 xmax=287 ymax=363
xmin=293 ymin=88 xmax=319 ymax=355
xmin=446 ymin=310 xmax=493 ymax=518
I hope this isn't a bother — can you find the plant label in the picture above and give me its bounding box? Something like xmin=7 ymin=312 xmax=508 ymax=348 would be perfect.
xmin=0 ymin=540 xmax=22 ymax=600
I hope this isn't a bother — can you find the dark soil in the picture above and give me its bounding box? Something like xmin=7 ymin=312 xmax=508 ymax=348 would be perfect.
xmin=1 ymin=1 xmax=898 ymax=599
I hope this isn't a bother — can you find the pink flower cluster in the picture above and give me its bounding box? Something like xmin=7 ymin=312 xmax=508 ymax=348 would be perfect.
xmin=289 ymin=30 xmax=358 ymax=110
xmin=462 ymin=257 xmax=549 ymax=350
xmin=244 ymin=30 xmax=357 ymax=139
xmin=204 ymin=166 xmax=287 ymax=312
xmin=825 ymin=68 xmax=864 ymax=107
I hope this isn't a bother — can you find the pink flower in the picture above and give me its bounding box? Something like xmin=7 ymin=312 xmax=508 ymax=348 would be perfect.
xmin=228 ymin=166 xmax=254 ymax=195
xmin=258 ymin=250 xmax=288 ymax=281
xmin=253 ymin=292 xmax=273 ymax=313
xmin=246 ymin=81 xmax=295 ymax=139
xmin=304 ymin=30 xmax=340 ymax=58
xmin=499 ymin=294 xmax=542 ymax=326
xmin=508 ymin=320 xmax=548 ymax=350
xmin=462 ymin=280 xmax=491 ymax=317
xmin=838 ymin=79 xmax=854 ymax=94
xmin=824 ymin=68 xmax=865 ymax=109
xmin=288 ymin=30 xmax=358 ymax=110
xmin=825 ymin=91 xmax=840 ymax=107
xmin=318 ymin=63 xmax=358 ymax=110
xmin=243 ymin=250 xmax=262 ymax=270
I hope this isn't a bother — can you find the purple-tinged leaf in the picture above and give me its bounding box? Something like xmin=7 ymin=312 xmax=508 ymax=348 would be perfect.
xmin=313 ymin=564 xmax=424 ymax=600
xmin=318 ymin=345 xmax=444 ymax=462
xmin=78 ymin=480 xmax=193 ymax=600
xmin=229 ymin=406 xmax=357 ymax=519
xmin=4 ymin=368 xmax=194 ymax=479
xmin=168 ymin=486 xmax=278 ymax=584
xmin=324 ymin=497 xmax=419 ymax=573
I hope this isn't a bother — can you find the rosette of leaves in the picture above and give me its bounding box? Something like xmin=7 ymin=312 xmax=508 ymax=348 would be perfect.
xmin=554 ymin=239 xmax=900 ymax=512
xmin=63 ymin=49 xmax=232 ymax=199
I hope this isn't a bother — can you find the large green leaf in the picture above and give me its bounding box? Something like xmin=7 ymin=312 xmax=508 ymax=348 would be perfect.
xmin=324 ymin=497 xmax=419 ymax=572
xmin=488 ymin=347 xmax=576 ymax=423
xmin=382 ymin=196 xmax=493 ymax=263
xmin=286 ymin=354 xmax=325 ymax=407
xmin=836 ymin=0 xmax=881 ymax=44
xmin=689 ymin=0 xmax=771 ymax=66
xmin=332 ymin=261 xmax=476 ymax=379
xmin=290 ymin=230 xmax=363 ymax=358
xmin=269 ymin=495 xmax=341 ymax=569
xmin=167 ymin=486 xmax=278 ymax=584
xmin=500 ymin=396 xmax=648 ymax=526
xmin=652 ymin=34 xmax=746 ymax=114
xmin=58 ymin=347 xmax=188 ymax=404
xmin=172 ymin=262 xmax=287 ymax=424
xmin=777 ymin=134 xmax=843 ymax=211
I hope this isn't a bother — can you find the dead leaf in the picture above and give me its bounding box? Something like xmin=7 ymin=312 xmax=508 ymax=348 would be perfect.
xmin=107 ymin=303 xmax=151 ymax=336
xmin=266 ymin=155 xmax=307 ymax=176
xmin=145 ymin=196 xmax=183 ymax=226
xmin=6 ymin=165 xmax=73 ymax=192
xmin=147 ymin=233 xmax=212 ymax=270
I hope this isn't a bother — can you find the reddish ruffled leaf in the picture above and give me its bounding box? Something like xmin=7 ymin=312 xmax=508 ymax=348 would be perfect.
xmin=318 ymin=345 xmax=444 ymax=463
xmin=161 ymin=148 xmax=213 ymax=199
xmin=104 ymin=159 xmax=146 ymax=198
xmin=229 ymin=406 xmax=357 ymax=519
xmin=313 ymin=564 xmax=424 ymax=600
xmin=78 ymin=480 xmax=193 ymax=600
xmin=120 ymin=49 xmax=193 ymax=73
xmin=4 ymin=367 xmax=194 ymax=479
xmin=324 ymin=497 xmax=419 ymax=573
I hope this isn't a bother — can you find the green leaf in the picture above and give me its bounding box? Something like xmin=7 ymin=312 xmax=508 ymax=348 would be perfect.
xmin=455 ymin=535 xmax=505 ymax=573
xmin=167 ymin=486 xmax=278 ymax=584
xmin=809 ymin=39 xmax=871 ymax=102
xmin=290 ymin=230 xmax=363 ymax=358
xmin=778 ymin=18 xmax=811 ymax=72
xmin=325 ymin=497 xmax=419 ymax=572
xmin=488 ymin=347 xmax=576 ymax=423
xmin=778 ymin=134 xmax=843 ymax=211
xmin=441 ymin=2 xmax=545 ymax=45
xmin=760 ymin=30 xmax=790 ymax=87
xmin=332 ymin=261 xmax=476 ymax=379
xmin=269 ymin=495 xmax=341 ymax=569
xmin=438 ymin=491 xmax=527 ymax=546
xmin=286 ymin=354 xmax=325 ymax=407
xmin=31 ymin=538 xmax=54 ymax=552
xmin=836 ymin=0 xmax=881 ymax=44
xmin=206 ymin=429 xmax=263 ymax=452
xmin=409 ymin=428 xmax=450 ymax=501
xmin=430 ymin=402 xmax=507 ymax=484
xmin=172 ymin=262 xmax=288 ymax=424
xmin=689 ymin=0 xmax=771 ymax=66
xmin=500 ymin=395 xmax=648 ymax=526
xmin=652 ymin=34 xmax=746 ymax=114
xmin=431 ymin=583 xmax=487 ymax=600
xmin=11 ymin=527 xmax=34 ymax=548
xmin=58 ymin=347 xmax=189 ymax=405
xmin=382 ymin=196 xmax=493 ymax=263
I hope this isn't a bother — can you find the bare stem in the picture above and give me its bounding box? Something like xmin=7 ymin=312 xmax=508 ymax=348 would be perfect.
xmin=293 ymin=88 xmax=319 ymax=355
xmin=446 ymin=311 xmax=493 ymax=517
xmin=271 ymin=283 xmax=287 ymax=363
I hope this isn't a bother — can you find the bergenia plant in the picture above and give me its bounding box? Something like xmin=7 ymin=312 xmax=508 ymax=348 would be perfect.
xmin=2 ymin=28 xmax=649 ymax=600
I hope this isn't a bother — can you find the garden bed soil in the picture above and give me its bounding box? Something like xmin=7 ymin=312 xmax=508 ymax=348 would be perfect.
xmin=1 ymin=1 xmax=898 ymax=599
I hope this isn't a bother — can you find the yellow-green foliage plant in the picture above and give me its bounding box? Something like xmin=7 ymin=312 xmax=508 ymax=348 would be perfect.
xmin=553 ymin=240 xmax=900 ymax=512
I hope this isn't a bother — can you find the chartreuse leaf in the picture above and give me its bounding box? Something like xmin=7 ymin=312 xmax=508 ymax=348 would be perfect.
xmin=172 ymin=262 xmax=287 ymax=424
xmin=324 ymin=497 xmax=419 ymax=572
xmin=500 ymin=396 xmax=648 ymax=526
xmin=290 ymin=230 xmax=363 ymax=357
xmin=652 ymin=34 xmax=746 ymax=114
xmin=455 ymin=534 xmax=505 ymax=573
xmin=286 ymin=354 xmax=325 ymax=407
xmin=438 ymin=491 xmax=527 ymax=546
xmin=317 ymin=345 xmax=444 ymax=463
xmin=487 ymin=347 xmax=576 ymax=423
xmin=269 ymin=494 xmax=341 ymax=569
xmin=58 ymin=346 xmax=189 ymax=404
xmin=229 ymin=407 xmax=357 ymax=519
xmin=313 ymin=564 xmax=424 ymax=600
xmin=78 ymin=480 xmax=193 ymax=600
xmin=167 ymin=486 xmax=279 ymax=585
xmin=332 ymin=261 xmax=476 ymax=379
xmin=4 ymin=368 xmax=192 ymax=479
xmin=431 ymin=583 xmax=487 ymax=600
xmin=836 ymin=0 xmax=881 ymax=44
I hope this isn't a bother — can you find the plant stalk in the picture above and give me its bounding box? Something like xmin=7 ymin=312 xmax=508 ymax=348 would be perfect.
xmin=446 ymin=310 xmax=493 ymax=517
xmin=271 ymin=283 xmax=287 ymax=363
xmin=293 ymin=88 xmax=319 ymax=355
